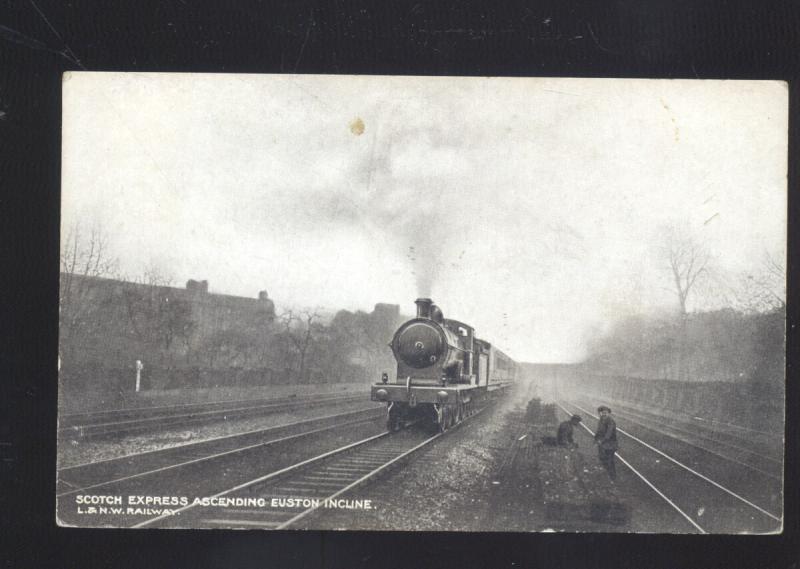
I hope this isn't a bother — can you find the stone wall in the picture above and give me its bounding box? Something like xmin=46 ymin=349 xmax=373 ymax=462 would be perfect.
xmin=521 ymin=364 xmax=783 ymax=431
xmin=564 ymin=373 xmax=783 ymax=431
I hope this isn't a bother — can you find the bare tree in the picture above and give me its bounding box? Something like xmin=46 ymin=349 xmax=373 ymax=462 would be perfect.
xmin=59 ymin=222 xmax=118 ymax=362
xmin=202 ymin=328 xmax=255 ymax=368
xmin=279 ymin=308 xmax=322 ymax=381
xmin=734 ymin=250 xmax=786 ymax=313
xmin=157 ymin=296 xmax=195 ymax=355
xmin=121 ymin=264 xmax=171 ymax=341
xmin=332 ymin=311 xmax=376 ymax=366
xmin=655 ymin=224 xmax=713 ymax=380
xmin=659 ymin=224 xmax=711 ymax=315
xmin=330 ymin=309 xmax=396 ymax=380
xmin=121 ymin=263 xmax=195 ymax=364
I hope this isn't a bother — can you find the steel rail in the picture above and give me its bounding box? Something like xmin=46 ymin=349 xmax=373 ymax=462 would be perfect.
xmin=588 ymin=399 xmax=782 ymax=464
xmin=58 ymin=405 xmax=379 ymax=472
xmin=57 ymin=407 xmax=383 ymax=498
xmin=275 ymin=405 xmax=488 ymax=529
xmin=567 ymin=401 xmax=782 ymax=523
xmin=59 ymin=394 xmax=364 ymax=436
xmin=571 ymin=399 xmax=782 ymax=480
xmin=690 ymin=415 xmax=782 ymax=438
xmin=60 ymin=391 xmax=361 ymax=423
xmin=554 ymin=403 xmax=706 ymax=534
xmin=134 ymin=403 xmax=491 ymax=529
xmin=131 ymin=432 xmax=391 ymax=528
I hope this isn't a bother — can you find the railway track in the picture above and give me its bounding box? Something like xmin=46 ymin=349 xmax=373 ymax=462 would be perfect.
xmin=135 ymin=405 xmax=489 ymax=529
xmin=573 ymin=398 xmax=782 ymax=480
xmin=55 ymin=406 xmax=387 ymax=527
xmin=60 ymin=394 xmax=320 ymax=427
xmin=557 ymin=400 xmax=782 ymax=534
xmin=56 ymin=406 xmax=384 ymax=496
xmin=58 ymin=392 xmax=365 ymax=439
xmin=585 ymin=398 xmax=783 ymax=463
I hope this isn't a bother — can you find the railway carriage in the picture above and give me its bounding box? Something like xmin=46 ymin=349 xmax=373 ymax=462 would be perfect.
xmin=371 ymin=298 xmax=517 ymax=432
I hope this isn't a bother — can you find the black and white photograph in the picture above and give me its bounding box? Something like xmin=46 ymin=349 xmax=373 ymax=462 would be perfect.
xmin=56 ymin=73 xmax=787 ymax=533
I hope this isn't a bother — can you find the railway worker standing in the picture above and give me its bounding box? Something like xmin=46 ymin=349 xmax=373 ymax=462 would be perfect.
xmin=594 ymin=406 xmax=618 ymax=480
xmin=557 ymin=414 xmax=582 ymax=447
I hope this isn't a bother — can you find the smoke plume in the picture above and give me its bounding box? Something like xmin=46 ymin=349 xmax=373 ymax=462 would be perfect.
xmin=311 ymin=120 xmax=466 ymax=298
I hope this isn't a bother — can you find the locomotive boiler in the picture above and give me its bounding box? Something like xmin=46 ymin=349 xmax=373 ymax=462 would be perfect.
xmin=371 ymin=298 xmax=517 ymax=432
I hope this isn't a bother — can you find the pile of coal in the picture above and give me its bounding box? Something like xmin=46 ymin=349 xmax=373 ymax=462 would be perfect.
xmin=525 ymin=398 xmax=542 ymax=423
xmin=540 ymin=403 xmax=557 ymax=425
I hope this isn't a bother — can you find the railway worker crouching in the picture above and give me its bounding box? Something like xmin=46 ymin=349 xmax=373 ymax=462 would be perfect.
xmin=594 ymin=406 xmax=618 ymax=481
xmin=556 ymin=414 xmax=582 ymax=447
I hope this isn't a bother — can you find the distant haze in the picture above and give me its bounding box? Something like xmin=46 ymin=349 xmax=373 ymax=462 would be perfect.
xmin=62 ymin=74 xmax=788 ymax=362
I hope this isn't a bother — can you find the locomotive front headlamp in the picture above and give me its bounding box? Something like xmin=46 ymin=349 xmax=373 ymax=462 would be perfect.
xmin=375 ymin=389 xmax=389 ymax=401
xmin=437 ymin=390 xmax=448 ymax=401
xmin=381 ymin=372 xmax=388 ymax=384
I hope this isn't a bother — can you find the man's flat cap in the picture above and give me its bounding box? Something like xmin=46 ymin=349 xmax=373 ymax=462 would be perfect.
xmin=597 ymin=405 xmax=612 ymax=413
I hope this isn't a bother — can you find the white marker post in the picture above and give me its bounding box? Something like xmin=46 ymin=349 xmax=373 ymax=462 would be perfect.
xmin=135 ymin=359 xmax=143 ymax=392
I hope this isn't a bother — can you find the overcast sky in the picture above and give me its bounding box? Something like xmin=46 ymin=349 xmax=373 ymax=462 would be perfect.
xmin=62 ymin=74 xmax=787 ymax=362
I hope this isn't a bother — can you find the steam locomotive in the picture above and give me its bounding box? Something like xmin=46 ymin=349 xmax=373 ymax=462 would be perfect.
xmin=371 ymin=298 xmax=517 ymax=432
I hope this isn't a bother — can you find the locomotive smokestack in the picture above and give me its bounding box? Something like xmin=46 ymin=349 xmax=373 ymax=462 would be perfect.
xmin=415 ymin=298 xmax=433 ymax=319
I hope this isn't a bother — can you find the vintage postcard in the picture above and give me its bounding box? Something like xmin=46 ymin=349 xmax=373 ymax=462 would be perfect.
xmin=57 ymin=73 xmax=786 ymax=532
